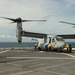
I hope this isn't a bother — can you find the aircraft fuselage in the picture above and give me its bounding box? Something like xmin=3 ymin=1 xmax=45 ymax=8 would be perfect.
xmin=38 ymin=35 xmax=65 ymax=50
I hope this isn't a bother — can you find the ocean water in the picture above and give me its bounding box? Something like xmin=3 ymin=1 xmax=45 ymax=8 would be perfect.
xmin=0 ymin=42 xmax=37 ymax=48
xmin=66 ymin=42 xmax=75 ymax=48
xmin=0 ymin=42 xmax=75 ymax=48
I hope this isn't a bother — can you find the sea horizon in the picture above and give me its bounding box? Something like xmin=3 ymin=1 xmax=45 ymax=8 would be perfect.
xmin=0 ymin=42 xmax=74 ymax=48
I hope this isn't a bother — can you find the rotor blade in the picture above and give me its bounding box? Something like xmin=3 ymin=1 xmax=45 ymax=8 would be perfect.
xmin=1 ymin=17 xmax=16 ymax=22
xmin=72 ymin=26 xmax=75 ymax=28
xmin=60 ymin=21 xmax=75 ymax=25
xmin=9 ymin=22 xmax=17 ymax=24
xmin=22 ymin=20 xmax=47 ymax=22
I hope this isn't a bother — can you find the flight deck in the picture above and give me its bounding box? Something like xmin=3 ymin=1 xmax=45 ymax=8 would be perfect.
xmin=0 ymin=48 xmax=75 ymax=75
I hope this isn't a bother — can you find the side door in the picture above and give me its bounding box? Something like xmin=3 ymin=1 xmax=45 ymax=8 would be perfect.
xmin=51 ymin=38 xmax=56 ymax=48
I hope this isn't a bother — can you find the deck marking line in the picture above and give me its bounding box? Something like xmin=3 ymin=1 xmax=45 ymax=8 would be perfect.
xmin=0 ymin=50 xmax=10 ymax=54
xmin=0 ymin=61 xmax=74 ymax=74
xmin=0 ymin=69 xmax=34 ymax=74
xmin=7 ymin=57 xmax=75 ymax=59
xmin=7 ymin=63 xmax=23 ymax=67
xmin=29 ymin=63 xmax=45 ymax=67
xmin=0 ymin=71 xmax=5 ymax=73
xmin=9 ymin=70 xmax=34 ymax=75
xmin=36 ymin=61 xmax=75 ymax=71
xmin=43 ymin=70 xmax=67 ymax=75
xmin=62 ymin=53 xmax=75 ymax=58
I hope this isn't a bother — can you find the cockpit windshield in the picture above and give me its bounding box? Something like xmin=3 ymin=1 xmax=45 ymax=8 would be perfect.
xmin=56 ymin=37 xmax=64 ymax=41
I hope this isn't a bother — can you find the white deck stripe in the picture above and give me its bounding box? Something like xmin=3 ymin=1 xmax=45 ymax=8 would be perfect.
xmin=0 ymin=50 xmax=10 ymax=54
xmin=62 ymin=53 xmax=75 ymax=58
xmin=29 ymin=63 xmax=45 ymax=67
xmin=7 ymin=57 xmax=75 ymax=59
xmin=43 ymin=70 xmax=67 ymax=75
xmin=7 ymin=63 xmax=23 ymax=67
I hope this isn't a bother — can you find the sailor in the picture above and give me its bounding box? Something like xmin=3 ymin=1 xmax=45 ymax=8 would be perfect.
xmin=45 ymin=44 xmax=48 ymax=52
xmin=34 ymin=43 xmax=38 ymax=50
xmin=69 ymin=43 xmax=72 ymax=49
xmin=69 ymin=43 xmax=72 ymax=53
xmin=65 ymin=43 xmax=69 ymax=50
xmin=48 ymin=43 xmax=52 ymax=50
xmin=65 ymin=43 xmax=72 ymax=53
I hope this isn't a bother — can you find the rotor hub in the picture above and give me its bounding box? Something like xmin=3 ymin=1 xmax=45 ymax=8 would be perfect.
xmin=16 ymin=17 xmax=22 ymax=22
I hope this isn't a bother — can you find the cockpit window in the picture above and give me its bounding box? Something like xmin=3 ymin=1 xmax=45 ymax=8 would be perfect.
xmin=52 ymin=38 xmax=55 ymax=42
xmin=56 ymin=37 xmax=64 ymax=41
xmin=49 ymin=38 xmax=51 ymax=43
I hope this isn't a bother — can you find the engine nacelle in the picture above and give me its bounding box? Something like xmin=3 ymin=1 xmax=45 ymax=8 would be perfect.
xmin=17 ymin=34 xmax=22 ymax=44
xmin=16 ymin=29 xmax=22 ymax=44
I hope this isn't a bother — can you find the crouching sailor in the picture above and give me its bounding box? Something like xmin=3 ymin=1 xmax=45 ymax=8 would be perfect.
xmin=34 ymin=43 xmax=38 ymax=50
xmin=48 ymin=43 xmax=52 ymax=51
xmin=65 ymin=43 xmax=72 ymax=53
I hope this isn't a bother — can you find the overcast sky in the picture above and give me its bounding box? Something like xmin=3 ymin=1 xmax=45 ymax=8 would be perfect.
xmin=0 ymin=0 xmax=75 ymax=42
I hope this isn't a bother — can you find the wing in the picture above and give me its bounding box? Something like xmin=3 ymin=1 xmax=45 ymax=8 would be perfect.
xmin=60 ymin=21 xmax=75 ymax=25
xmin=22 ymin=31 xmax=47 ymax=38
xmin=57 ymin=34 xmax=75 ymax=39
xmin=22 ymin=31 xmax=75 ymax=39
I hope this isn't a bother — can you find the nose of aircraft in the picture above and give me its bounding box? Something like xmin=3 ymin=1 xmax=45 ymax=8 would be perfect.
xmin=56 ymin=42 xmax=65 ymax=48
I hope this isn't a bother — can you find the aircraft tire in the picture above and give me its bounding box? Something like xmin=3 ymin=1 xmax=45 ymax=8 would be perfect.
xmin=68 ymin=48 xmax=72 ymax=53
xmin=48 ymin=47 xmax=51 ymax=51
xmin=59 ymin=47 xmax=63 ymax=52
xmin=38 ymin=47 xmax=41 ymax=51
xmin=69 ymin=49 xmax=72 ymax=53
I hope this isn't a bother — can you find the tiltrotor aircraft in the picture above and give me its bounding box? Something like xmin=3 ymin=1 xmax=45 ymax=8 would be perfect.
xmin=1 ymin=17 xmax=75 ymax=52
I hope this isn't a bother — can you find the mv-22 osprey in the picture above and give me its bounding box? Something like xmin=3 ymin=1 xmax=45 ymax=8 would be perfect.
xmin=1 ymin=17 xmax=75 ymax=52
